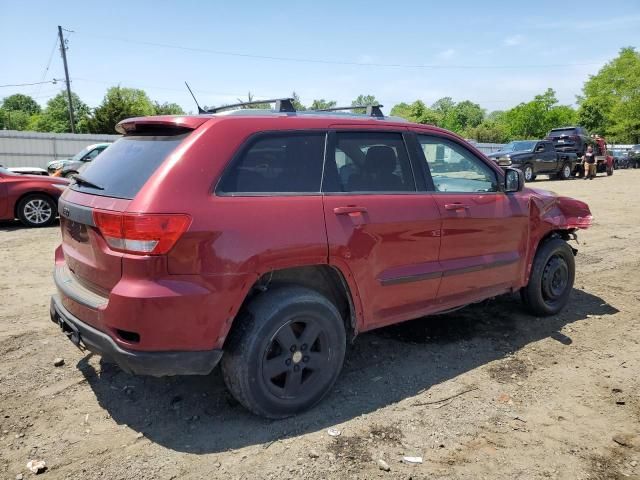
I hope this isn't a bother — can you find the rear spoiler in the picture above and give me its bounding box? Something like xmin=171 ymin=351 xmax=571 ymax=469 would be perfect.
xmin=115 ymin=116 xmax=210 ymax=135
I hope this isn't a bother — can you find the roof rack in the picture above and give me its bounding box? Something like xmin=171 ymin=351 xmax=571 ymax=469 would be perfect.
xmin=206 ymin=98 xmax=296 ymax=114
xmin=313 ymin=105 xmax=384 ymax=118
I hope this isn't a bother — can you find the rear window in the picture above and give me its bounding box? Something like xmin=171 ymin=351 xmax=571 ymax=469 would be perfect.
xmin=70 ymin=135 xmax=186 ymax=199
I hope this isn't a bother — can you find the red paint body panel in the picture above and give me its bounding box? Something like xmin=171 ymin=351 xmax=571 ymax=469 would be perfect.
xmin=323 ymin=194 xmax=442 ymax=330
xmin=0 ymin=171 xmax=68 ymax=221
xmin=53 ymin=113 xmax=592 ymax=356
xmin=432 ymin=192 xmax=529 ymax=302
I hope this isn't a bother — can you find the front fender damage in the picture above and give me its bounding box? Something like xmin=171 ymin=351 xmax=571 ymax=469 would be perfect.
xmin=530 ymin=190 xmax=593 ymax=231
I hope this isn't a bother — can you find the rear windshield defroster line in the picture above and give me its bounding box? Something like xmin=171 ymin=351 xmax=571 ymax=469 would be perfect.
xmin=69 ymin=134 xmax=188 ymax=200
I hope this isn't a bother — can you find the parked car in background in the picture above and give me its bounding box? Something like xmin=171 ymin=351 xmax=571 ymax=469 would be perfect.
xmin=51 ymin=102 xmax=592 ymax=418
xmin=545 ymin=127 xmax=591 ymax=155
xmin=611 ymin=149 xmax=630 ymax=169
xmin=47 ymin=143 xmax=111 ymax=177
xmin=487 ymin=140 xmax=577 ymax=182
xmin=0 ymin=166 xmax=69 ymax=227
xmin=628 ymin=144 xmax=640 ymax=168
xmin=0 ymin=165 xmax=49 ymax=176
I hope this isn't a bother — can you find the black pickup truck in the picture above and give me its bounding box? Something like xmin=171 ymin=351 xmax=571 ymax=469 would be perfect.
xmin=487 ymin=140 xmax=578 ymax=182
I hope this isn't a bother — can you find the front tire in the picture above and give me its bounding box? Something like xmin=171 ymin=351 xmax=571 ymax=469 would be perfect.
xmin=521 ymin=237 xmax=575 ymax=316
xmin=17 ymin=194 xmax=56 ymax=227
xmin=221 ymin=286 xmax=346 ymax=418
xmin=64 ymin=171 xmax=78 ymax=179
xmin=523 ymin=164 xmax=535 ymax=182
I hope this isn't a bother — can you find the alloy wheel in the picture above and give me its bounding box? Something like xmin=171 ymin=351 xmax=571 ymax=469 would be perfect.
xmin=23 ymin=199 xmax=52 ymax=225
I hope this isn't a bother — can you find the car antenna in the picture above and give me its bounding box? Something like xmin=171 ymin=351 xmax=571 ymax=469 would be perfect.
xmin=184 ymin=81 xmax=205 ymax=114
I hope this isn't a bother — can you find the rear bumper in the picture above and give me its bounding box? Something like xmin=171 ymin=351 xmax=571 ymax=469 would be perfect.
xmin=50 ymin=295 xmax=223 ymax=377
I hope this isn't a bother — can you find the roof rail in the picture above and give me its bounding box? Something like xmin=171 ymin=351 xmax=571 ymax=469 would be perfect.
xmin=313 ymin=105 xmax=384 ymax=118
xmin=206 ymin=98 xmax=296 ymax=114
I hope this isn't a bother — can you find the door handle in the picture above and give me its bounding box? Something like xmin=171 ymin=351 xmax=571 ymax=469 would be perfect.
xmin=444 ymin=203 xmax=470 ymax=211
xmin=333 ymin=206 xmax=367 ymax=215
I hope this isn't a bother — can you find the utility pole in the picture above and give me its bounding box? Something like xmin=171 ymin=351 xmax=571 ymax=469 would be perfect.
xmin=57 ymin=26 xmax=75 ymax=133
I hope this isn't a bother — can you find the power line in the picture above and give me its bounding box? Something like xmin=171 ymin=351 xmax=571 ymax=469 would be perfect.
xmin=73 ymin=30 xmax=602 ymax=70
xmin=0 ymin=79 xmax=61 ymax=88
xmin=72 ymin=77 xmax=261 ymax=98
xmin=34 ymin=34 xmax=61 ymax=98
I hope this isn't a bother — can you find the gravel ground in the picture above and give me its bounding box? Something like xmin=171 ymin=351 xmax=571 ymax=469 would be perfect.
xmin=1 ymin=170 xmax=639 ymax=480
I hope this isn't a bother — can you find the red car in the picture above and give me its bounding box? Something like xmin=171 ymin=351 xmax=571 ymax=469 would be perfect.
xmin=0 ymin=167 xmax=69 ymax=227
xmin=50 ymin=101 xmax=592 ymax=418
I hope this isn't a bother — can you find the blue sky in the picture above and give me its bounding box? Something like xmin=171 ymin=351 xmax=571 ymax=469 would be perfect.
xmin=1 ymin=0 xmax=638 ymax=114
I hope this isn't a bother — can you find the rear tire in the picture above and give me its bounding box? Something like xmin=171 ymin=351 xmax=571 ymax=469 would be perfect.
xmin=558 ymin=162 xmax=572 ymax=180
xmin=221 ymin=286 xmax=346 ymax=418
xmin=17 ymin=194 xmax=56 ymax=228
xmin=521 ymin=237 xmax=575 ymax=316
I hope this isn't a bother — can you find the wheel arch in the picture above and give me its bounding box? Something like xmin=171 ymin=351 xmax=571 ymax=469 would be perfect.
xmin=223 ymin=264 xmax=361 ymax=350
xmin=524 ymin=229 xmax=576 ymax=284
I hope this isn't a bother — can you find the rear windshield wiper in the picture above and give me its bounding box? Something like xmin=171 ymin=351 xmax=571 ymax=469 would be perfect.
xmin=73 ymin=174 xmax=104 ymax=190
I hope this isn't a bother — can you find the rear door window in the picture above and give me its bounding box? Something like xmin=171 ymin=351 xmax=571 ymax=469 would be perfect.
xmin=217 ymin=133 xmax=326 ymax=194
xmin=323 ymin=132 xmax=415 ymax=193
xmin=70 ymin=135 xmax=187 ymax=199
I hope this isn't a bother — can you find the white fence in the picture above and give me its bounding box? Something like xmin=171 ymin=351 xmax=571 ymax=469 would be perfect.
xmin=470 ymin=142 xmax=505 ymax=154
xmin=0 ymin=130 xmax=635 ymax=170
xmin=0 ymin=130 xmax=120 ymax=169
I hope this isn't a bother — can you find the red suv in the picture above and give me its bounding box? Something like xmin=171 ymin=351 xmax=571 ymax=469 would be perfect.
xmin=51 ymin=100 xmax=592 ymax=418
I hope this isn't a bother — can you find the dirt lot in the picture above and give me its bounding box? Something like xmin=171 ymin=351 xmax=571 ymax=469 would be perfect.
xmin=1 ymin=170 xmax=639 ymax=480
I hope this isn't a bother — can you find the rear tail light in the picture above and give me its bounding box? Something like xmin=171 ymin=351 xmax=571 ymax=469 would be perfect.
xmin=93 ymin=210 xmax=191 ymax=255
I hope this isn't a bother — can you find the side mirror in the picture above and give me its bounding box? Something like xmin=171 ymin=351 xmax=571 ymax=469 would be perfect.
xmin=504 ymin=167 xmax=524 ymax=193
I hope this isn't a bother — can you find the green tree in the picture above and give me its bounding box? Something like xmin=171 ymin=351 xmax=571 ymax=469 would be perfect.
xmin=235 ymin=91 xmax=271 ymax=110
xmin=463 ymin=121 xmax=510 ymax=143
xmin=351 ymin=94 xmax=378 ymax=106
xmin=33 ymin=91 xmax=91 ymax=133
xmin=290 ymin=91 xmax=306 ymax=111
xmin=88 ymin=86 xmax=155 ymax=133
xmin=0 ymin=108 xmax=31 ymax=130
xmin=500 ymin=88 xmax=576 ymax=139
xmin=309 ymin=99 xmax=337 ymax=110
xmin=153 ymin=101 xmax=185 ymax=115
xmin=1 ymin=93 xmax=41 ymax=115
xmin=448 ymin=100 xmax=485 ymax=131
xmin=578 ymin=47 xmax=640 ymax=143
xmin=431 ymin=97 xmax=465 ymax=131
xmin=431 ymin=97 xmax=455 ymax=116
xmin=390 ymin=100 xmax=440 ymax=125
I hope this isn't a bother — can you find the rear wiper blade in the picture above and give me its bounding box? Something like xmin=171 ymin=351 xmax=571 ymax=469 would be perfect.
xmin=73 ymin=174 xmax=104 ymax=190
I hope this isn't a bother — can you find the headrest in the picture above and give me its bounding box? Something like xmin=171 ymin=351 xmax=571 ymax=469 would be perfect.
xmin=365 ymin=145 xmax=397 ymax=175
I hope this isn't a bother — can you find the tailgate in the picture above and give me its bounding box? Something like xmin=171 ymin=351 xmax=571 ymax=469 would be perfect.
xmin=59 ymin=194 xmax=130 ymax=293
xmin=56 ymin=131 xmax=191 ymax=295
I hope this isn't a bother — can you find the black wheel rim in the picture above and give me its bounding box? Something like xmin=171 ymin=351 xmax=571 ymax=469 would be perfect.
xmin=261 ymin=318 xmax=332 ymax=401
xmin=541 ymin=254 xmax=569 ymax=303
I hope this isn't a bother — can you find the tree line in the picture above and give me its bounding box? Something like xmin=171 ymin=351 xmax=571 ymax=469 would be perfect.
xmin=1 ymin=47 xmax=638 ymax=143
